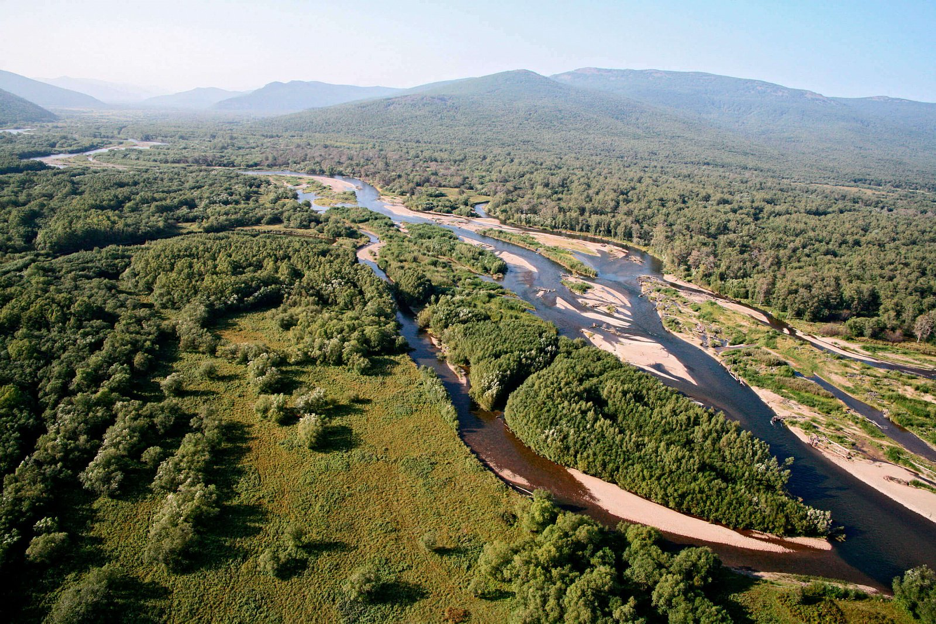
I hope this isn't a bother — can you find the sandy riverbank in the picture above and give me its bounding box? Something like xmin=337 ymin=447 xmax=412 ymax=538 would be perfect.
xmin=569 ymin=468 xmax=831 ymax=554
xmin=311 ymin=175 xmax=358 ymax=193
xmin=377 ymin=195 xmax=617 ymax=257
xmin=663 ymin=275 xmax=936 ymax=373
xmin=496 ymin=250 xmax=538 ymax=274
xmin=355 ymin=239 xmax=384 ymax=264
xmin=649 ymin=277 xmax=936 ymax=527
xmin=770 ymin=394 xmax=936 ymax=526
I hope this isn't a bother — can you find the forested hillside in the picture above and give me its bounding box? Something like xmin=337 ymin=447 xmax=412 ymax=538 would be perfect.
xmin=551 ymin=68 xmax=936 ymax=157
xmin=0 ymin=89 xmax=56 ymax=126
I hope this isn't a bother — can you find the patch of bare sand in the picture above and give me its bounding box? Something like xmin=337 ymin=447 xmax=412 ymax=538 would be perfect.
xmin=568 ymin=469 xmax=831 ymax=553
xmin=585 ymin=330 xmax=696 ymax=385
xmin=529 ymin=231 xmax=598 ymax=255
xmin=310 ymin=175 xmax=357 ymax=192
xmin=496 ymin=250 xmax=537 ymax=274
xmin=355 ymin=240 xmax=384 ymax=264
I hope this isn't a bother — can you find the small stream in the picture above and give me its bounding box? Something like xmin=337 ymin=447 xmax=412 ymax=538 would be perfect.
xmin=809 ymin=375 xmax=936 ymax=464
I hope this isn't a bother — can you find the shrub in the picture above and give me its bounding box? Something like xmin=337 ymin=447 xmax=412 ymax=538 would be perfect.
xmin=197 ymin=361 xmax=218 ymax=380
xmin=160 ymin=373 xmax=184 ymax=397
xmin=521 ymin=489 xmax=559 ymax=533
xmin=297 ymin=413 xmax=326 ymax=448
xmin=894 ymin=565 xmax=936 ymax=622
xmin=146 ymin=479 xmax=219 ymax=569
xmin=48 ymin=565 xmax=123 ymax=624
xmin=248 ymin=352 xmax=284 ymax=392
xmin=256 ymin=394 xmax=291 ymax=425
xmin=419 ymin=530 xmax=441 ymax=553
xmin=258 ymin=525 xmax=311 ymax=579
xmin=25 ymin=531 xmax=69 ymax=563
xmin=345 ymin=562 xmax=393 ymax=603
xmin=295 ymin=388 xmax=327 ymax=414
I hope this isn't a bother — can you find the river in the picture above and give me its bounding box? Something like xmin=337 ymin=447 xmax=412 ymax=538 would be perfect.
xmin=260 ymin=171 xmax=936 ymax=588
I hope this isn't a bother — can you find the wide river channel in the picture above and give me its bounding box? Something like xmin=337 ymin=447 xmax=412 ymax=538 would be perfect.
xmin=261 ymin=171 xmax=936 ymax=589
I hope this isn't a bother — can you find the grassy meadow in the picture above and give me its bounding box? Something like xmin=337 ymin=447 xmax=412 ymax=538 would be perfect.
xmin=84 ymin=310 xmax=519 ymax=623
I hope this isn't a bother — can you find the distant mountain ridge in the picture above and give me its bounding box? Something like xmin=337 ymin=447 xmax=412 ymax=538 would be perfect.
xmin=39 ymin=77 xmax=162 ymax=103
xmin=213 ymin=80 xmax=401 ymax=113
xmin=143 ymin=87 xmax=250 ymax=110
xmin=267 ymin=70 xmax=763 ymax=165
xmin=0 ymin=70 xmax=105 ymax=109
xmin=268 ymin=68 xmax=936 ymax=188
xmin=550 ymin=67 xmax=936 ymax=140
xmin=0 ymin=88 xmax=57 ymax=125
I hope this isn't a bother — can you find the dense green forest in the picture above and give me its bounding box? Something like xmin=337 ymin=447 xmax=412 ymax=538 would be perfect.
xmin=473 ymin=490 xmax=735 ymax=622
xmin=504 ymin=343 xmax=830 ymax=535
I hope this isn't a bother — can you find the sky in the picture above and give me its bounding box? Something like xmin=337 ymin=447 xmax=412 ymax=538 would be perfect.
xmin=1 ymin=0 xmax=935 ymax=101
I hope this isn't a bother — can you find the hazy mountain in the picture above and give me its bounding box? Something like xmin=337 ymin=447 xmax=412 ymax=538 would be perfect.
xmin=550 ymin=68 xmax=936 ymax=141
xmin=0 ymin=70 xmax=105 ymax=109
xmin=549 ymin=67 xmax=936 ymax=179
xmin=143 ymin=87 xmax=250 ymax=110
xmin=39 ymin=76 xmax=162 ymax=104
xmin=213 ymin=80 xmax=402 ymax=113
xmin=0 ymin=88 xmax=57 ymax=125
xmin=268 ymin=70 xmax=760 ymax=163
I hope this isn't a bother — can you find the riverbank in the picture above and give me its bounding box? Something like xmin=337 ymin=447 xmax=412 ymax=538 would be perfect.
xmin=32 ymin=140 xmax=165 ymax=168
xmin=772 ymin=391 xmax=936 ymax=526
xmin=662 ymin=274 xmax=936 ymax=375
xmin=642 ymin=277 xmax=936 ymax=526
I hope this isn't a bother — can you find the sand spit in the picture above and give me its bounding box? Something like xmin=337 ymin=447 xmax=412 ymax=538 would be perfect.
xmin=569 ymin=469 xmax=832 ymax=554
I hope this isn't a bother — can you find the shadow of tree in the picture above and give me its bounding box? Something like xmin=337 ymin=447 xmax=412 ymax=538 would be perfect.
xmin=191 ymin=420 xmax=266 ymax=572
xmin=371 ymin=580 xmax=428 ymax=606
xmin=321 ymin=424 xmax=359 ymax=452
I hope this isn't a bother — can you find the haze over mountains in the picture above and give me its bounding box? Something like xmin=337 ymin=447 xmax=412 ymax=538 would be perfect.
xmin=2 ymin=65 xmax=935 ymax=185
xmin=211 ymin=80 xmax=400 ymax=113
xmin=0 ymin=70 xmax=104 ymax=109
xmin=142 ymin=87 xmax=249 ymax=110
xmin=39 ymin=77 xmax=163 ymax=104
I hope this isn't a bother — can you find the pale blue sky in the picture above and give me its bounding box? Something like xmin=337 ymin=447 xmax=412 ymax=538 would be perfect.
xmin=1 ymin=0 xmax=934 ymax=101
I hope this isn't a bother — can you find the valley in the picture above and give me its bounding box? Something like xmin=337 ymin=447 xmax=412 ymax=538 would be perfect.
xmin=2 ymin=55 xmax=936 ymax=622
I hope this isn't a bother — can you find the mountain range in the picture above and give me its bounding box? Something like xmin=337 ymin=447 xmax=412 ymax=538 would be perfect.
xmin=2 ymin=66 xmax=935 ymax=185
xmin=0 ymin=70 xmax=104 ymax=109
xmin=211 ymin=80 xmax=400 ymax=113
xmin=265 ymin=69 xmax=936 ymax=188
xmin=142 ymin=87 xmax=250 ymax=110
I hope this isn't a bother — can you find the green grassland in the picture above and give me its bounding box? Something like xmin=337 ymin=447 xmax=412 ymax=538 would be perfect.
xmin=85 ymin=310 xmax=520 ymax=623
